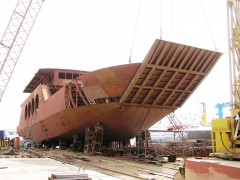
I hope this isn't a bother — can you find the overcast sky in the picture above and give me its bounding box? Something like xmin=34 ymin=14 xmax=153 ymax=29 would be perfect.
xmin=0 ymin=0 xmax=229 ymax=130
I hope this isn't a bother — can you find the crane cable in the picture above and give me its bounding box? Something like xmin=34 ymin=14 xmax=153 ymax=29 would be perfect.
xmin=201 ymin=0 xmax=217 ymax=51
xmin=129 ymin=0 xmax=142 ymax=64
xmin=171 ymin=0 xmax=174 ymax=41
xmin=160 ymin=0 xmax=163 ymax=39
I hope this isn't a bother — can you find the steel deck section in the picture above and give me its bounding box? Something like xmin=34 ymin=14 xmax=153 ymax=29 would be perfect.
xmin=120 ymin=39 xmax=222 ymax=108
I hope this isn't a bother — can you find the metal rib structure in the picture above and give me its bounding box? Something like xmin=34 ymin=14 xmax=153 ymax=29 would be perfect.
xmin=120 ymin=39 xmax=222 ymax=109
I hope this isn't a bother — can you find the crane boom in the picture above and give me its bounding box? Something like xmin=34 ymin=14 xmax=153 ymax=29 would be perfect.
xmin=228 ymin=0 xmax=240 ymax=109
xmin=0 ymin=0 xmax=44 ymax=101
xmin=211 ymin=0 xmax=240 ymax=159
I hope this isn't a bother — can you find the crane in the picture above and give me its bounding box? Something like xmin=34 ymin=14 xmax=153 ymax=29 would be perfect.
xmin=211 ymin=0 xmax=240 ymax=159
xmin=200 ymin=102 xmax=207 ymax=126
xmin=215 ymin=102 xmax=230 ymax=118
xmin=0 ymin=0 xmax=44 ymax=101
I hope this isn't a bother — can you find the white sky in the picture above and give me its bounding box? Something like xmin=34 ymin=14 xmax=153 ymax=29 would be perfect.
xmin=0 ymin=0 xmax=229 ymax=130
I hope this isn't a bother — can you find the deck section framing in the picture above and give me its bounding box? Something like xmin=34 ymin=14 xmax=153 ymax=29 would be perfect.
xmin=120 ymin=39 xmax=222 ymax=108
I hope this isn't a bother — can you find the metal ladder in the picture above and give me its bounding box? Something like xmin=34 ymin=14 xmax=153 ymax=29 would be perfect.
xmin=167 ymin=112 xmax=188 ymax=141
xmin=167 ymin=112 xmax=193 ymax=156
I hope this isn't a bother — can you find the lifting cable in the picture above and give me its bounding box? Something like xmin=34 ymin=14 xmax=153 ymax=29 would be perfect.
xmin=160 ymin=0 xmax=163 ymax=39
xmin=201 ymin=0 xmax=217 ymax=51
xmin=129 ymin=0 xmax=142 ymax=64
xmin=171 ymin=0 xmax=174 ymax=41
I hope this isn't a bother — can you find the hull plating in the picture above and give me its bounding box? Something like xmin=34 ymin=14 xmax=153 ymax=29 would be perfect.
xmin=17 ymin=39 xmax=222 ymax=143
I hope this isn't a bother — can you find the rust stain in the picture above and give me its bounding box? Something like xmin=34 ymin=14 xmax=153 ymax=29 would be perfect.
xmin=185 ymin=159 xmax=240 ymax=180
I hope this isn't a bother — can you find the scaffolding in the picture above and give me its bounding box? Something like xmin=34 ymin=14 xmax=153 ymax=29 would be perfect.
xmin=84 ymin=123 xmax=104 ymax=155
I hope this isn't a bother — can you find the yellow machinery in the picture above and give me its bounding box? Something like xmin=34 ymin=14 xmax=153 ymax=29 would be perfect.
xmin=211 ymin=0 xmax=240 ymax=159
xmin=200 ymin=102 xmax=207 ymax=126
xmin=211 ymin=114 xmax=240 ymax=158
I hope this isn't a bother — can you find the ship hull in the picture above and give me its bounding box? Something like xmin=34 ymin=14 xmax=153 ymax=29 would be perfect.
xmin=17 ymin=39 xmax=222 ymax=144
xmin=18 ymin=103 xmax=172 ymax=143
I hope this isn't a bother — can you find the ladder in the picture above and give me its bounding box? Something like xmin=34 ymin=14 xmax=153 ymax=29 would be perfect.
xmin=167 ymin=113 xmax=188 ymax=141
xmin=167 ymin=113 xmax=193 ymax=156
xmin=0 ymin=0 xmax=44 ymax=101
xmin=84 ymin=127 xmax=94 ymax=154
xmin=91 ymin=123 xmax=104 ymax=155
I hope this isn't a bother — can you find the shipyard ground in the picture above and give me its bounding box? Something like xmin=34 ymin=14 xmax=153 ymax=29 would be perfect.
xmin=1 ymin=148 xmax=240 ymax=180
xmin=0 ymin=148 xmax=181 ymax=180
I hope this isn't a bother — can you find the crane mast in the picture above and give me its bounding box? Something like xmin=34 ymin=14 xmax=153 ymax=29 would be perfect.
xmin=228 ymin=0 xmax=240 ymax=109
xmin=211 ymin=0 xmax=240 ymax=159
xmin=228 ymin=0 xmax=240 ymax=146
xmin=0 ymin=0 xmax=44 ymax=101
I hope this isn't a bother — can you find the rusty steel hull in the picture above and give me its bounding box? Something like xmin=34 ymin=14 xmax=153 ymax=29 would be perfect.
xmin=19 ymin=103 xmax=172 ymax=142
xmin=17 ymin=39 xmax=222 ymax=144
xmin=185 ymin=158 xmax=240 ymax=180
xmin=17 ymin=63 xmax=142 ymax=143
